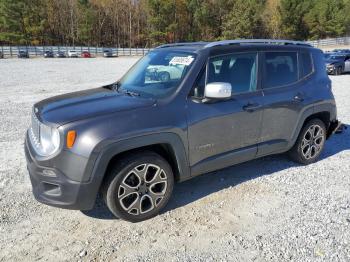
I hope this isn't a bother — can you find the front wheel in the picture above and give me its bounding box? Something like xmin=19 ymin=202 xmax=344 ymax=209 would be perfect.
xmin=102 ymin=151 xmax=174 ymax=222
xmin=288 ymin=119 xmax=326 ymax=165
xmin=335 ymin=66 xmax=343 ymax=75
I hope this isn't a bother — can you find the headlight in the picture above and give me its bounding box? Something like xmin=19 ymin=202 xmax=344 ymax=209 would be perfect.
xmin=39 ymin=124 xmax=60 ymax=156
xmin=29 ymin=120 xmax=60 ymax=157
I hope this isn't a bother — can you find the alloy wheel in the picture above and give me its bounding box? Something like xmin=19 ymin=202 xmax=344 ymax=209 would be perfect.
xmin=117 ymin=164 xmax=168 ymax=216
xmin=301 ymin=124 xmax=325 ymax=160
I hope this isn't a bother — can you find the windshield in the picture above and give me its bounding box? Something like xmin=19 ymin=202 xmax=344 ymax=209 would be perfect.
xmin=117 ymin=50 xmax=196 ymax=98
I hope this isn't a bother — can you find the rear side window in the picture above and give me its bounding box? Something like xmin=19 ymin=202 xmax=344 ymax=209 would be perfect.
xmin=300 ymin=52 xmax=313 ymax=78
xmin=264 ymin=52 xmax=298 ymax=88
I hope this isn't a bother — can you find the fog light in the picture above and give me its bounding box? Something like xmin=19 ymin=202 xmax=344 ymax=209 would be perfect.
xmin=42 ymin=169 xmax=56 ymax=177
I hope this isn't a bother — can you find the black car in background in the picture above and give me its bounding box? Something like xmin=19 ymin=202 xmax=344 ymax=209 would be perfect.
xmin=332 ymin=49 xmax=350 ymax=55
xmin=103 ymin=49 xmax=114 ymax=57
xmin=55 ymin=51 xmax=66 ymax=58
xmin=43 ymin=50 xmax=54 ymax=58
xmin=324 ymin=53 xmax=350 ymax=75
xmin=18 ymin=50 xmax=29 ymax=58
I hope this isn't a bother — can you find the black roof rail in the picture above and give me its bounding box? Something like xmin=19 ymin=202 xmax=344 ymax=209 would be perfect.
xmin=156 ymin=42 xmax=208 ymax=49
xmin=204 ymin=39 xmax=312 ymax=48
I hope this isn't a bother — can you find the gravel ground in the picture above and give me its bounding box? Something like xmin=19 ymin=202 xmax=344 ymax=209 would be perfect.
xmin=0 ymin=58 xmax=349 ymax=262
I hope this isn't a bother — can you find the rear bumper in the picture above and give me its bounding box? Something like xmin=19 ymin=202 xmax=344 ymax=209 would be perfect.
xmin=24 ymin=135 xmax=98 ymax=210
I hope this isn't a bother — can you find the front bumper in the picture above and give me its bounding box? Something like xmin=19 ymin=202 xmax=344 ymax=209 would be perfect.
xmin=326 ymin=66 xmax=336 ymax=74
xmin=24 ymin=134 xmax=98 ymax=210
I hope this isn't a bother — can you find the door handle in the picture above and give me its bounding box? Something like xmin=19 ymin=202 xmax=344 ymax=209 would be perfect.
xmin=243 ymin=103 xmax=261 ymax=112
xmin=293 ymin=93 xmax=304 ymax=102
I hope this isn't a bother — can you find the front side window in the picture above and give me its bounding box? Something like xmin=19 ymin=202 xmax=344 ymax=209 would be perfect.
xmin=191 ymin=52 xmax=258 ymax=98
xmin=207 ymin=52 xmax=258 ymax=94
xmin=118 ymin=50 xmax=196 ymax=98
xmin=264 ymin=52 xmax=298 ymax=88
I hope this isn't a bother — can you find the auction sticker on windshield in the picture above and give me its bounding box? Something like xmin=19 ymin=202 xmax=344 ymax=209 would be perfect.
xmin=169 ymin=56 xmax=194 ymax=66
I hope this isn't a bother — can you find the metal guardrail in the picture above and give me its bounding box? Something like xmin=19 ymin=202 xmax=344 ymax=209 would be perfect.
xmin=0 ymin=46 xmax=151 ymax=57
xmin=307 ymin=36 xmax=350 ymax=48
xmin=1 ymin=37 xmax=350 ymax=58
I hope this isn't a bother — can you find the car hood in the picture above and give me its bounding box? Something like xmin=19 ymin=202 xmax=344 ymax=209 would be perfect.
xmin=34 ymin=85 xmax=155 ymax=125
xmin=325 ymin=59 xmax=342 ymax=64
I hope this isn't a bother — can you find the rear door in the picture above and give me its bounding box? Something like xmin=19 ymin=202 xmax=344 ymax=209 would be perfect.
xmin=258 ymin=50 xmax=313 ymax=156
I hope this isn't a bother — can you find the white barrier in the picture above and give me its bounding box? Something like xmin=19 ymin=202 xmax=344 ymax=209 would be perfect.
xmin=0 ymin=46 xmax=152 ymax=57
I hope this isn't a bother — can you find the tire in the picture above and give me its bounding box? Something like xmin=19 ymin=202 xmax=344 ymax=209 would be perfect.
xmin=102 ymin=151 xmax=174 ymax=222
xmin=335 ymin=66 xmax=342 ymax=75
xmin=288 ymin=119 xmax=327 ymax=165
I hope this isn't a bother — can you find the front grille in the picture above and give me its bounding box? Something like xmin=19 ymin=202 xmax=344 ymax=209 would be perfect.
xmin=30 ymin=111 xmax=41 ymax=148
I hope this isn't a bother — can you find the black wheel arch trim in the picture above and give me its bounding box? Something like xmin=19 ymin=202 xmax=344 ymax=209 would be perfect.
xmin=289 ymin=101 xmax=337 ymax=149
xmin=82 ymin=132 xmax=190 ymax=208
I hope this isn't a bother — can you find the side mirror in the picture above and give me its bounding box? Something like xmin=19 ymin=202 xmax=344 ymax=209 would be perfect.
xmin=204 ymin=82 xmax=232 ymax=99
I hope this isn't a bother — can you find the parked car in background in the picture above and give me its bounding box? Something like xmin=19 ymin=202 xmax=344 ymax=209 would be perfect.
xmin=55 ymin=51 xmax=66 ymax=58
xmin=146 ymin=64 xmax=185 ymax=82
xmin=332 ymin=49 xmax=350 ymax=55
xmin=325 ymin=54 xmax=350 ymax=75
xmin=0 ymin=51 xmax=4 ymax=58
xmin=18 ymin=50 xmax=29 ymax=58
xmin=68 ymin=50 xmax=79 ymax=58
xmin=43 ymin=50 xmax=54 ymax=58
xmin=103 ymin=49 xmax=114 ymax=57
xmin=324 ymin=52 xmax=333 ymax=59
xmin=81 ymin=51 xmax=91 ymax=58
xmin=25 ymin=39 xmax=342 ymax=222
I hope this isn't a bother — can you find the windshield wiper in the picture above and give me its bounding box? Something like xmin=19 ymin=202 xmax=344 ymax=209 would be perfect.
xmin=112 ymin=81 xmax=140 ymax=97
xmin=123 ymin=89 xmax=140 ymax=97
xmin=113 ymin=81 xmax=121 ymax=91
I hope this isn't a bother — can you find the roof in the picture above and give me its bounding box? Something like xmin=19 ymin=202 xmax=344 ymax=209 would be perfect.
xmin=155 ymin=39 xmax=312 ymax=51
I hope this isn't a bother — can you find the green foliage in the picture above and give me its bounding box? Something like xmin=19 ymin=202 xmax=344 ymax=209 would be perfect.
xmin=146 ymin=0 xmax=177 ymax=44
xmin=223 ymin=0 xmax=265 ymax=39
xmin=278 ymin=0 xmax=310 ymax=40
xmin=192 ymin=0 xmax=230 ymax=40
xmin=0 ymin=0 xmax=349 ymax=46
xmin=0 ymin=0 xmax=27 ymax=44
xmin=77 ymin=1 xmax=96 ymax=45
xmin=0 ymin=0 xmax=48 ymax=45
xmin=305 ymin=0 xmax=347 ymax=40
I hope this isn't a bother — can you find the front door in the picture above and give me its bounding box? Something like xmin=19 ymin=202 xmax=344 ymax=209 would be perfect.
xmin=187 ymin=52 xmax=263 ymax=175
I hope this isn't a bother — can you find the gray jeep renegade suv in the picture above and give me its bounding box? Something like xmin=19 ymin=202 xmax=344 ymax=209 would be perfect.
xmin=25 ymin=39 xmax=341 ymax=222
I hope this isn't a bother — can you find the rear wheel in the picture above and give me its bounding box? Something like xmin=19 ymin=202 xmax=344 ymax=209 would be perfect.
xmin=288 ymin=119 xmax=326 ymax=165
xmin=102 ymin=151 xmax=174 ymax=222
